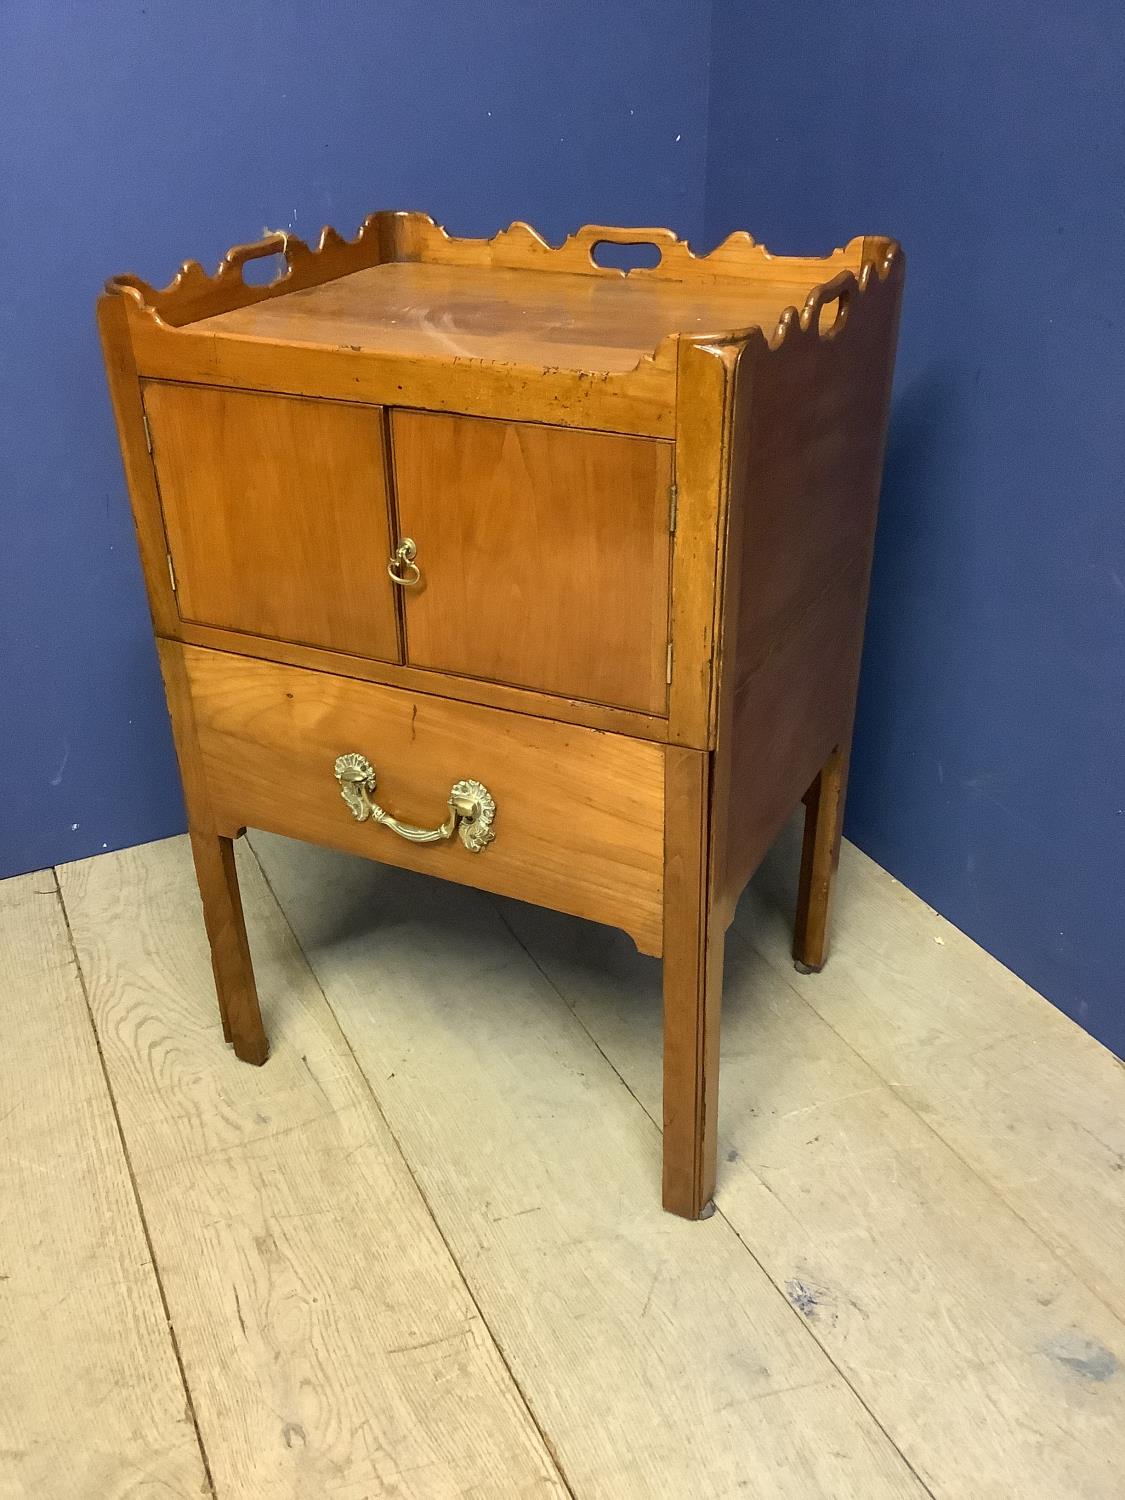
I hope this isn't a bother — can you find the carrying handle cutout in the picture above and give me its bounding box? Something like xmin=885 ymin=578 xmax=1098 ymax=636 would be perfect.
xmin=221 ymin=231 xmax=292 ymax=288
xmin=803 ymin=271 xmax=857 ymax=338
xmin=575 ymin=224 xmax=680 ymax=273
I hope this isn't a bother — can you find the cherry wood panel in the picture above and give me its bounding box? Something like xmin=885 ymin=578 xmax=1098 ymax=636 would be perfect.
xmin=710 ymin=252 xmax=906 ymax=932
xmin=387 ymin=216 xmax=878 ymax=286
xmin=661 ymin=746 xmax=724 ymax=1218
xmin=194 ymin=261 xmax=854 ymax=375
xmin=144 ymin=383 xmax=399 ymax=659
xmin=108 ymin=210 xmax=881 ymax=330
xmin=127 ymin=306 xmax=679 ymax=439
xmin=97 ymin=295 xmax=178 ymax=635
xmin=174 ymin=620 xmax=672 ymax=743
xmin=179 ymin=645 xmax=666 ymax=955
xmin=391 ymin=412 xmax=674 ymax=715
xmin=110 ymin=215 xmax=894 ymax=440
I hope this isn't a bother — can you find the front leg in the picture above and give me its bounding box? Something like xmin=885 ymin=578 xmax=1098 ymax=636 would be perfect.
xmin=188 ymin=829 xmax=268 ymax=1066
xmin=661 ymin=748 xmax=724 ymax=1219
xmin=158 ymin=640 xmax=268 ymax=1066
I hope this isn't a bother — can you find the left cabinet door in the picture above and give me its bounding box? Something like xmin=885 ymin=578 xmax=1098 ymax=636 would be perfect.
xmin=143 ymin=383 xmax=400 ymax=661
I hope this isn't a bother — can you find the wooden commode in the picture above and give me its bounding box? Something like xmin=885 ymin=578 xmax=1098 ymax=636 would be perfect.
xmin=99 ymin=211 xmax=904 ymax=1219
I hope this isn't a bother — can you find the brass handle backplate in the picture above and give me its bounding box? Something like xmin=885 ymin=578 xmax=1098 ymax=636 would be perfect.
xmin=334 ymin=752 xmax=495 ymax=853
xmin=387 ymin=537 xmax=421 ymax=587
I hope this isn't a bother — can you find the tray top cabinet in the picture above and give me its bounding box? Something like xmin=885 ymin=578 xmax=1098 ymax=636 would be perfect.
xmin=99 ymin=209 xmax=904 ymax=1219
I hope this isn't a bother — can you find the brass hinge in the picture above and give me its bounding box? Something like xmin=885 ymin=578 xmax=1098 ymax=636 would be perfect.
xmin=668 ymin=480 xmax=678 ymax=534
xmin=142 ymin=412 xmax=153 ymax=454
xmin=666 ymin=641 xmax=673 ymax=684
xmin=166 ymin=552 xmax=177 ymax=593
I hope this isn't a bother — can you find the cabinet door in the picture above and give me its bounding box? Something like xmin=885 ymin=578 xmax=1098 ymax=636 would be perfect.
xmin=144 ymin=383 xmax=399 ymax=661
xmin=391 ymin=412 xmax=673 ymax=714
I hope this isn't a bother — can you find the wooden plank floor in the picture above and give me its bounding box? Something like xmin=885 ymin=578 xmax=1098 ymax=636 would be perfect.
xmin=0 ymin=827 xmax=1118 ymax=1497
xmin=0 ymin=872 xmax=206 ymax=1500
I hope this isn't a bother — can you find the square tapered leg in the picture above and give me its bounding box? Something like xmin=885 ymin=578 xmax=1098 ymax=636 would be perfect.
xmin=793 ymin=746 xmax=849 ymax=973
xmin=661 ymin=748 xmax=723 ymax=1219
xmin=187 ymin=828 xmax=268 ymax=1066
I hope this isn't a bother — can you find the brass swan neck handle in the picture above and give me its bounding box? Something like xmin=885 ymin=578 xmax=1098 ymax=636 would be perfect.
xmin=333 ymin=753 xmax=495 ymax=853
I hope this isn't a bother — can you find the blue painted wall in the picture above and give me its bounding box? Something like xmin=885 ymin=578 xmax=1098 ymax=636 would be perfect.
xmin=707 ymin=1 xmax=1125 ymax=1054
xmin=1 ymin=2 xmax=710 ymax=876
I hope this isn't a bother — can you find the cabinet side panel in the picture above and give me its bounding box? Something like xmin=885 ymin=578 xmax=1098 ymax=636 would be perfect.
xmin=712 ymin=257 xmax=905 ymax=922
xmin=96 ymin=295 xmax=179 ymax=636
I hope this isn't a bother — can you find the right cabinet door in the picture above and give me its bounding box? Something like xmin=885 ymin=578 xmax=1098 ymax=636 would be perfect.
xmin=391 ymin=411 xmax=673 ymax=714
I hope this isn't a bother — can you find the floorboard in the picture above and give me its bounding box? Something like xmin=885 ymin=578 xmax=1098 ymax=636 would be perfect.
xmin=56 ymin=839 xmax=565 ymax=1500
xmin=745 ymin=822 xmax=1125 ymax=1322
xmin=10 ymin=822 xmax=1122 ymax=1497
xmin=251 ymin=831 xmax=926 ymax=1500
xmin=496 ymin=829 xmax=1125 ymax=1499
xmin=0 ymin=872 xmax=207 ymax=1500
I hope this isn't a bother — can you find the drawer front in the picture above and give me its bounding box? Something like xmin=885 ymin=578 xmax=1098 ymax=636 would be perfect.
xmin=181 ymin=646 xmax=666 ymax=954
xmin=390 ymin=411 xmax=673 ymax=715
xmin=145 ymin=383 xmax=399 ymax=661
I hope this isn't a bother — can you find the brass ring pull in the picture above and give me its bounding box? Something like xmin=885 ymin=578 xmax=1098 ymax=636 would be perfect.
xmin=387 ymin=537 xmax=421 ymax=587
xmin=334 ymin=753 xmax=495 ymax=853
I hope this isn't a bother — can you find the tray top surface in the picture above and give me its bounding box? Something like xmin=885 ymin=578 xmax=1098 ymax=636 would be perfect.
xmin=192 ymin=261 xmax=829 ymax=373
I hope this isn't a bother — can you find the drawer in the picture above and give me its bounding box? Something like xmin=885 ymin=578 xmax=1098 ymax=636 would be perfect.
xmin=179 ymin=645 xmax=666 ymax=954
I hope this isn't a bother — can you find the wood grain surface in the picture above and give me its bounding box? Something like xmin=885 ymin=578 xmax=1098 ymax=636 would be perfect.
xmin=11 ymin=827 xmax=1122 ymax=1493
xmin=145 ymin=382 xmax=400 ymax=660
xmin=173 ymin=618 xmax=671 ymax=743
xmin=107 ymin=210 xmax=880 ymax=326
xmin=110 ymin=213 xmax=896 ymax=437
xmin=180 ymin=644 xmax=666 ymax=954
xmin=56 ymin=840 xmax=564 ymax=1499
xmin=251 ymin=831 xmax=925 ymax=1499
xmin=391 ymin=411 xmax=672 ymax=714
xmin=710 ymin=252 xmax=905 ymax=930
xmin=659 ymin=747 xmax=723 ymax=1217
xmin=500 ymin=823 xmax=1125 ymax=1500
xmin=0 ymin=873 xmax=206 ymax=1500
xmin=194 ymin=260 xmax=853 ymax=374
xmin=747 ymin=821 xmax=1125 ymax=1327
